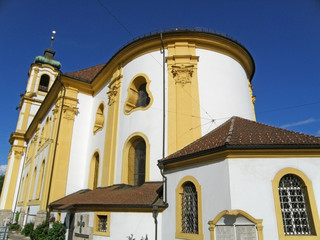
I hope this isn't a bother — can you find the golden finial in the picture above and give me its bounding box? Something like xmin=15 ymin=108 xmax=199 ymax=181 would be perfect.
xmin=50 ymin=30 xmax=56 ymax=49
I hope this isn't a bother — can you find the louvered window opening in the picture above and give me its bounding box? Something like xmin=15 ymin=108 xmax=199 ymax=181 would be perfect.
xmin=38 ymin=85 xmax=48 ymax=92
xmin=98 ymin=215 xmax=107 ymax=232
xmin=279 ymin=174 xmax=313 ymax=235
xmin=181 ymin=182 xmax=198 ymax=234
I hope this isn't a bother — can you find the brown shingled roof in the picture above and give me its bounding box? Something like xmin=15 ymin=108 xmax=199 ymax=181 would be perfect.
xmin=50 ymin=182 xmax=163 ymax=211
xmin=162 ymin=116 xmax=320 ymax=162
xmin=63 ymin=63 xmax=106 ymax=82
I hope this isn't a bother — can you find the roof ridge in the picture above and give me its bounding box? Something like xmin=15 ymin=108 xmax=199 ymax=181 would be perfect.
xmin=225 ymin=117 xmax=236 ymax=144
xmin=64 ymin=63 xmax=106 ymax=74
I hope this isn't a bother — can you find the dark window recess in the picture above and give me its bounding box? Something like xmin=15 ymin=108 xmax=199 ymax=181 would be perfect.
xmin=38 ymin=74 xmax=50 ymax=92
xmin=134 ymin=140 xmax=146 ymax=186
xmin=97 ymin=215 xmax=108 ymax=232
xmin=136 ymin=83 xmax=150 ymax=108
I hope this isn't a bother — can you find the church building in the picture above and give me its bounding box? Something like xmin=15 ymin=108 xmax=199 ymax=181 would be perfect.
xmin=1 ymin=29 xmax=320 ymax=240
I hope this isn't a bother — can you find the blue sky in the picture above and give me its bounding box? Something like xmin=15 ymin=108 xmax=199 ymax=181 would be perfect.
xmin=0 ymin=0 xmax=320 ymax=166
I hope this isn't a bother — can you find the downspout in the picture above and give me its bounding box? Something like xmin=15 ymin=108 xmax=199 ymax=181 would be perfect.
xmin=159 ymin=32 xmax=168 ymax=205
xmin=45 ymin=74 xmax=66 ymax=217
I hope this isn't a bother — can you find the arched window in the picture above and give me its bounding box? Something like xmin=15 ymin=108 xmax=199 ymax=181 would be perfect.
xmin=176 ymin=176 xmax=203 ymax=240
xmin=22 ymin=174 xmax=29 ymax=202
xmin=124 ymin=74 xmax=153 ymax=114
xmin=44 ymin=117 xmax=51 ymax=140
xmin=36 ymin=160 xmax=45 ymax=199
xmin=18 ymin=177 xmax=25 ymax=202
xmin=121 ymin=134 xmax=150 ymax=185
xmin=93 ymin=103 xmax=105 ymax=134
xmin=128 ymin=138 xmax=146 ymax=186
xmin=29 ymin=167 xmax=37 ymax=200
xmin=38 ymin=74 xmax=50 ymax=92
xmin=27 ymin=139 xmax=35 ymax=162
xmin=182 ymin=181 xmax=198 ymax=234
xmin=272 ymin=168 xmax=320 ymax=239
xmin=39 ymin=127 xmax=44 ymax=147
xmin=279 ymin=174 xmax=314 ymax=235
xmin=89 ymin=152 xmax=100 ymax=189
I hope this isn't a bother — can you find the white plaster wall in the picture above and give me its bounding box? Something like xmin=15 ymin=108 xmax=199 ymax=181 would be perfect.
xmin=66 ymin=93 xmax=94 ymax=194
xmin=162 ymin=160 xmax=231 ymax=240
xmin=107 ymin=212 xmax=157 ymax=240
xmin=115 ymin=51 xmax=165 ymax=184
xmin=25 ymin=205 xmax=40 ymax=224
xmin=29 ymin=102 xmax=42 ymax=116
xmin=0 ymin=152 xmax=15 ymax=209
xmin=86 ymin=84 xmax=109 ymax=188
xmin=197 ymin=49 xmax=254 ymax=135
xmin=228 ymin=157 xmax=320 ymax=240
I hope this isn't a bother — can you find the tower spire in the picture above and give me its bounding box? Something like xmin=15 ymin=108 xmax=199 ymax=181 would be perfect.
xmin=34 ymin=30 xmax=61 ymax=69
xmin=49 ymin=30 xmax=56 ymax=50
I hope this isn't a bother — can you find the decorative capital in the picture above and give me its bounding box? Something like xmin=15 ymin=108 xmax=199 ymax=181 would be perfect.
xmin=248 ymin=83 xmax=256 ymax=104
xmin=107 ymin=80 xmax=121 ymax=106
xmin=63 ymin=105 xmax=79 ymax=120
xmin=14 ymin=151 xmax=24 ymax=159
xmin=171 ymin=65 xmax=194 ymax=87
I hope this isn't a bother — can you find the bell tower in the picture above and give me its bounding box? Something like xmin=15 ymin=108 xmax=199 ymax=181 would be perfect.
xmin=16 ymin=31 xmax=61 ymax=133
xmin=0 ymin=31 xmax=61 ymax=223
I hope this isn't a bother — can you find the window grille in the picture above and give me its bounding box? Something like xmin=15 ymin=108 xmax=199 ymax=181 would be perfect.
xmin=97 ymin=215 xmax=108 ymax=232
xmin=181 ymin=182 xmax=198 ymax=234
xmin=278 ymin=174 xmax=314 ymax=235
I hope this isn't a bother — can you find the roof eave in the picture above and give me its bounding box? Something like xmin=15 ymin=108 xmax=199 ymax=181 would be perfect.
xmin=161 ymin=144 xmax=320 ymax=167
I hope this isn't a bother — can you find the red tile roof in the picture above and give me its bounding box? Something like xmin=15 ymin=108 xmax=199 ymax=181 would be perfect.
xmin=63 ymin=63 xmax=106 ymax=82
xmin=162 ymin=116 xmax=320 ymax=162
xmin=50 ymin=182 xmax=163 ymax=211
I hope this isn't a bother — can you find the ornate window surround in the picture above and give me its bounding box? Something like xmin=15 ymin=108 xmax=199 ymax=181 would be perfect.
xmin=123 ymin=73 xmax=153 ymax=115
xmin=272 ymin=168 xmax=320 ymax=240
xmin=93 ymin=102 xmax=105 ymax=134
xmin=208 ymin=210 xmax=263 ymax=240
xmin=176 ymin=176 xmax=203 ymax=240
